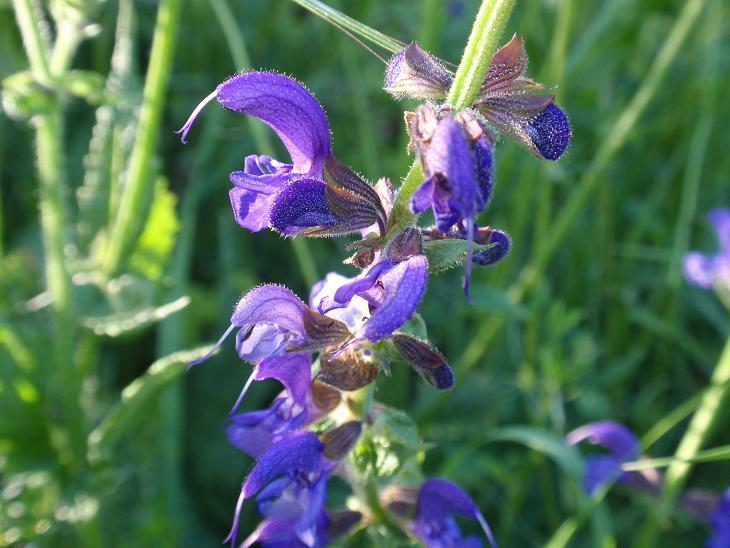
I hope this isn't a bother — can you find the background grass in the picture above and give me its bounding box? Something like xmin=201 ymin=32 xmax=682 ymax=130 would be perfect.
xmin=1 ymin=0 xmax=729 ymax=546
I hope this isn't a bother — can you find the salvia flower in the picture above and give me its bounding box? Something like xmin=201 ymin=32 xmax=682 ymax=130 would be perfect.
xmin=225 ymin=431 xmax=335 ymax=547
xmin=226 ymin=353 xmax=316 ymax=459
xmin=413 ymin=478 xmax=497 ymax=548
xmin=241 ymin=511 xmax=361 ymax=548
xmin=177 ymin=71 xmax=380 ymax=236
xmin=706 ymin=487 xmax=730 ymax=548
xmin=683 ymin=208 xmax=730 ymax=292
xmin=566 ymin=421 xmax=640 ymax=495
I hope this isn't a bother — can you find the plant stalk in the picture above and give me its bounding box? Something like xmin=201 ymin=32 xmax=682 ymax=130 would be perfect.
xmin=103 ymin=0 xmax=182 ymax=277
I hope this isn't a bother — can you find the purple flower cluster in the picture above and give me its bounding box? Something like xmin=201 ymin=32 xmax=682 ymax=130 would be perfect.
xmin=568 ymin=421 xmax=730 ymax=546
xmin=383 ymin=35 xmax=570 ymax=295
xmin=176 ymin=58 xmax=511 ymax=544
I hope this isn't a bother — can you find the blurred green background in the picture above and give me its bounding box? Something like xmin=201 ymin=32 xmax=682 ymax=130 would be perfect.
xmin=1 ymin=0 xmax=729 ymax=545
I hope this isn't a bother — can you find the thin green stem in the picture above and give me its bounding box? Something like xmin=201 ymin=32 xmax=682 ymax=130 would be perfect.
xmin=289 ymin=0 xmax=403 ymax=53
xmin=11 ymin=0 xmax=52 ymax=86
xmin=660 ymin=337 xmax=730 ymax=503
xmin=446 ymin=0 xmax=516 ymax=109
xmin=621 ymin=443 xmax=730 ymax=472
xmin=103 ymin=0 xmax=182 ymax=277
xmin=36 ymin=106 xmax=84 ymax=463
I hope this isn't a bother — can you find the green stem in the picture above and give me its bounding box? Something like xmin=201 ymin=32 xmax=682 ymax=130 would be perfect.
xmin=103 ymin=0 xmax=182 ymax=277
xmin=36 ymin=106 xmax=84 ymax=463
xmin=11 ymin=0 xmax=52 ymax=86
xmin=621 ymin=443 xmax=730 ymax=472
xmin=446 ymin=0 xmax=515 ymax=109
xmin=660 ymin=337 xmax=730 ymax=503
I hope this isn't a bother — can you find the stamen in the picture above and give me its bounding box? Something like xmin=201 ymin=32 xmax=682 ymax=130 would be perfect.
xmin=174 ymin=89 xmax=218 ymax=144
xmin=223 ymin=484 xmax=247 ymax=547
xmin=188 ymin=324 xmax=236 ymax=370
xmin=476 ymin=511 xmax=498 ymax=548
xmin=227 ymin=366 xmax=258 ymax=417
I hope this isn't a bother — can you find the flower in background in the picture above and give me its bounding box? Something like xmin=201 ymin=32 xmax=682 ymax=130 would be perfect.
xmin=413 ymin=478 xmax=497 ymax=548
xmin=177 ymin=72 xmax=382 ymax=236
xmin=683 ymin=208 xmax=730 ymax=292
xmin=566 ymin=421 xmax=640 ymax=495
xmin=706 ymin=487 xmax=730 ymax=548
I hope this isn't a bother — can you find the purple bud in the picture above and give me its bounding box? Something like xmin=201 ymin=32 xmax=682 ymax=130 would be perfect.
xmin=525 ymin=103 xmax=572 ymax=160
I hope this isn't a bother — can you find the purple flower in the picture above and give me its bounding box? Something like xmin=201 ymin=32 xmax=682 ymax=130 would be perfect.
xmin=566 ymin=421 xmax=640 ymax=495
xmin=683 ymin=208 xmax=730 ymax=292
xmin=225 ymin=431 xmax=335 ymax=547
xmin=177 ymin=72 xmax=378 ymax=236
xmin=413 ymin=478 xmax=497 ymax=548
xmin=190 ymin=284 xmax=309 ymax=369
xmin=407 ymin=107 xmax=495 ymax=297
xmin=226 ymin=353 xmax=316 ymax=459
xmin=241 ymin=510 xmax=361 ymax=548
xmin=315 ymin=254 xmax=429 ymax=344
xmin=706 ymin=487 xmax=730 ymax=548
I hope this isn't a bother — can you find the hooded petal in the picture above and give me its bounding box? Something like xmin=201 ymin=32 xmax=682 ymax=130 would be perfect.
xmin=216 ymin=72 xmax=331 ymax=175
xmin=566 ymin=421 xmax=639 ymax=461
xmin=425 ymin=117 xmax=480 ymax=231
xmin=357 ymin=255 xmax=428 ymax=342
xmin=232 ymin=284 xmax=308 ymax=337
xmin=242 ymin=432 xmax=324 ymax=498
xmin=254 ymin=353 xmax=312 ymax=405
xmin=415 ymin=479 xmax=497 ymax=548
xmin=524 ymin=103 xmax=571 ymax=160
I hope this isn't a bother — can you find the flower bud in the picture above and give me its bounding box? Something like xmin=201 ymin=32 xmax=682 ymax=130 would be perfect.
xmin=321 ymin=421 xmax=362 ymax=460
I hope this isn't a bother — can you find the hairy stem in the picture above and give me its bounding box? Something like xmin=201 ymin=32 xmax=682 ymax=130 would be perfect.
xmin=11 ymin=0 xmax=52 ymax=85
xmin=103 ymin=0 xmax=182 ymax=276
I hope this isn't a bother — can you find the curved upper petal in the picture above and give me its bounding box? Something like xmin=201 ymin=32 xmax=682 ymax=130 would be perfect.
xmin=254 ymin=353 xmax=312 ymax=406
xmin=357 ymin=255 xmax=428 ymax=342
xmin=242 ymin=431 xmax=324 ymax=498
xmin=216 ymin=72 xmax=331 ymax=175
xmin=425 ymin=117 xmax=480 ymax=231
xmin=232 ymin=284 xmax=307 ymax=337
xmin=566 ymin=421 xmax=639 ymax=461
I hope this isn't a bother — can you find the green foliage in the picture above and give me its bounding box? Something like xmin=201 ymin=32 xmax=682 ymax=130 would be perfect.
xmin=1 ymin=0 xmax=730 ymax=546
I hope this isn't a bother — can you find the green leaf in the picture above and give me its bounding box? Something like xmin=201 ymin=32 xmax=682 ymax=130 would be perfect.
xmin=487 ymin=426 xmax=583 ymax=480
xmin=351 ymin=406 xmax=421 ymax=480
xmin=87 ymin=347 xmax=208 ymax=462
xmin=128 ymin=176 xmax=180 ymax=280
xmin=423 ymin=238 xmax=495 ymax=273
